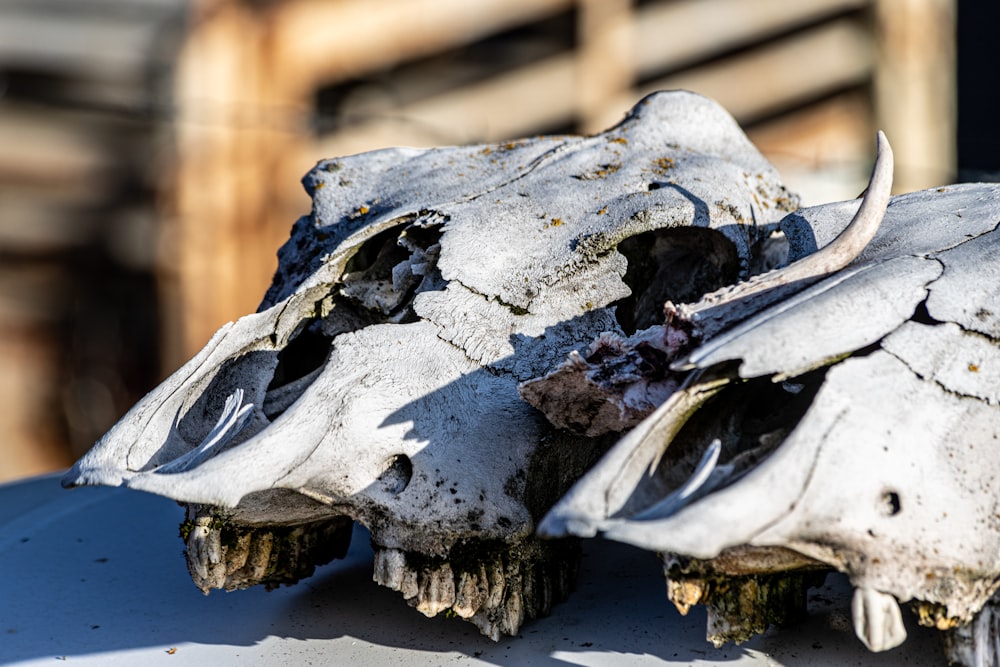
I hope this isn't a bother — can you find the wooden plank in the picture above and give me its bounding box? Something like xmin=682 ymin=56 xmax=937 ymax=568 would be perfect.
xmin=268 ymin=0 xmax=574 ymax=96
xmin=0 ymin=264 xmax=66 ymax=327
xmin=873 ymin=0 xmax=956 ymax=193
xmin=632 ymin=0 xmax=869 ymax=76
xmin=0 ymin=194 xmax=102 ymax=254
xmin=0 ymin=107 xmax=113 ymax=188
xmin=747 ymin=91 xmax=874 ymax=204
xmin=627 ymin=18 xmax=872 ymax=124
xmin=576 ymin=0 xmax=634 ymax=134
xmin=747 ymin=90 xmax=873 ymax=169
xmin=168 ymin=0 xmax=277 ymax=358
xmin=0 ymin=333 xmax=71 ymax=482
xmin=311 ymin=53 xmax=578 ymax=158
xmin=0 ymin=11 xmax=170 ymax=81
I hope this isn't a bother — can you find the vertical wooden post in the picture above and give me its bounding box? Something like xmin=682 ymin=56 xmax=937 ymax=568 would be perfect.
xmin=166 ymin=0 xmax=306 ymax=363
xmin=577 ymin=0 xmax=635 ymax=134
xmin=873 ymin=0 xmax=956 ymax=193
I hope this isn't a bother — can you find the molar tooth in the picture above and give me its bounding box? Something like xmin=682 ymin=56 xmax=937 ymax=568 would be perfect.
xmin=185 ymin=518 xmax=228 ymax=591
xmin=535 ymin=567 xmax=553 ymax=616
xmin=470 ymin=612 xmax=502 ymax=642
xmin=373 ymin=549 xmax=420 ymax=600
xmin=245 ymin=532 xmax=273 ymax=584
xmin=521 ymin=565 xmax=535 ymax=618
xmin=224 ymin=532 xmax=252 ymax=575
xmin=415 ymin=563 xmax=456 ymax=617
xmin=485 ymin=558 xmax=506 ymax=610
xmin=206 ymin=561 xmax=228 ymax=591
xmin=666 ymin=576 xmax=706 ymax=615
xmin=197 ymin=525 xmax=228 ymax=590
xmin=499 ymin=586 xmax=525 ymax=636
xmin=186 ymin=524 xmax=210 ymax=584
xmin=453 ymin=567 xmax=488 ymax=618
xmin=372 ymin=549 xmax=405 ymax=590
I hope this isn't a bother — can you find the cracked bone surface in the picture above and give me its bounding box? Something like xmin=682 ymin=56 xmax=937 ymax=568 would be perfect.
xmin=61 ymin=91 xmax=799 ymax=639
xmin=538 ymin=148 xmax=1000 ymax=662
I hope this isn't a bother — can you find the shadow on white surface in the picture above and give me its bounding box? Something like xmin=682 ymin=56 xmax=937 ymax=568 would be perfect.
xmin=0 ymin=474 xmax=944 ymax=666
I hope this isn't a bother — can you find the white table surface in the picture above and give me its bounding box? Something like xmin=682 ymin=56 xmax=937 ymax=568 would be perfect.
xmin=0 ymin=473 xmax=944 ymax=666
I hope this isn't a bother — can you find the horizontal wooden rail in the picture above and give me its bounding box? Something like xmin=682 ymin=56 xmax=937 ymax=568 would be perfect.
xmin=632 ymin=0 xmax=868 ymax=76
xmin=635 ymin=18 xmax=873 ymax=123
xmin=269 ymin=0 xmax=575 ymax=97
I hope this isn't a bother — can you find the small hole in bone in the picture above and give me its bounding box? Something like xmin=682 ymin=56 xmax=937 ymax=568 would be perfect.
xmin=378 ymin=454 xmax=413 ymax=495
xmin=880 ymin=491 xmax=902 ymax=516
xmin=614 ymin=227 xmax=740 ymax=333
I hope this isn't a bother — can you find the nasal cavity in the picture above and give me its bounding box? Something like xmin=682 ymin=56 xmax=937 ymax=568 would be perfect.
xmin=263 ymin=319 xmax=333 ymax=420
xmin=377 ymin=454 xmax=413 ymax=495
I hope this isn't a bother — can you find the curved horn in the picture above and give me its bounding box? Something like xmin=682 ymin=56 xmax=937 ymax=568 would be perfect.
xmin=677 ymin=131 xmax=893 ymax=341
xmin=763 ymin=130 xmax=893 ymax=286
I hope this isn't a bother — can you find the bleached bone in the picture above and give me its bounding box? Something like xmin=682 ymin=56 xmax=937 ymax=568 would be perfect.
xmin=520 ymin=132 xmax=893 ymax=435
xmin=539 ymin=158 xmax=1000 ymax=660
xmin=61 ymin=91 xmax=800 ymax=639
xmin=676 ymin=129 xmax=894 ymax=339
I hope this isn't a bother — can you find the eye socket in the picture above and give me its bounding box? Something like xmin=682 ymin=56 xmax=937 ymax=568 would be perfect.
xmin=614 ymin=227 xmax=740 ymax=333
xmin=880 ymin=490 xmax=902 ymax=516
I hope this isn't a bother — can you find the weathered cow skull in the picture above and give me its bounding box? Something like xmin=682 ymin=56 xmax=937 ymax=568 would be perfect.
xmin=62 ymin=91 xmax=799 ymax=638
xmin=539 ymin=132 xmax=1000 ymax=665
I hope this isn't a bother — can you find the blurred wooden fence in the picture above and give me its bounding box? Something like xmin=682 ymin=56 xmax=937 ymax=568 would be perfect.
xmin=0 ymin=0 xmax=956 ymax=481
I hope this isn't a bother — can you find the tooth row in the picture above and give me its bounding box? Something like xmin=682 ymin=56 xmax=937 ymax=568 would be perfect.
xmin=664 ymin=569 xmax=819 ymax=647
xmin=181 ymin=509 xmax=354 ymax=593
xmin=373 ymin=537 xmax=580 ymax=640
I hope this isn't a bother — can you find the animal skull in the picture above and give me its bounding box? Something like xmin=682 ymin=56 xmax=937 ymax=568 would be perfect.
xmin=61 ymin=91 xmax=799 ymax=639
xmin=539 ymin=132 xmax=1000 ymax=664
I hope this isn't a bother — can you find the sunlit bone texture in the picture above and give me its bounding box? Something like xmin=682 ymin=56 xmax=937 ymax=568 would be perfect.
xmin=537 ymin=133 xmax=1000 ymax=664
xmin=61 ymin=91 xmax=799 ymax=639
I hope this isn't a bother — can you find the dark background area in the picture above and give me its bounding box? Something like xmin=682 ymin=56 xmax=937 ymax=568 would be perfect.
xmin=957 ymin=1 xmax=1000 ymax=178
